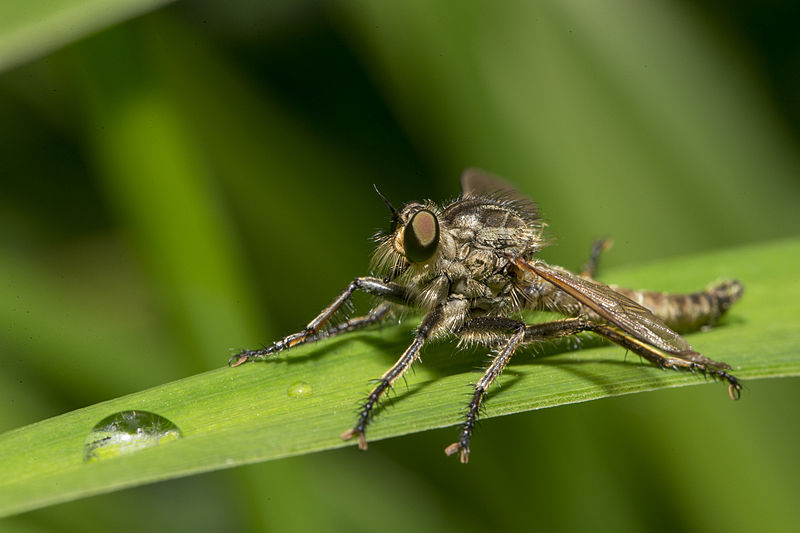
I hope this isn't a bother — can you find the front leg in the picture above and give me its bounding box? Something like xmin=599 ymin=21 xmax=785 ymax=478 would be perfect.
xmin=341 ymin=296 xmax=469 ymax=450
xmin=229 ymin=277 xmax=409 ymax=367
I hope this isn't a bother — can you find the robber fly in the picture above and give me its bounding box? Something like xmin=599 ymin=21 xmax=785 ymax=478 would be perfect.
xmin=229 ymin=169 xmax=743 ymax=463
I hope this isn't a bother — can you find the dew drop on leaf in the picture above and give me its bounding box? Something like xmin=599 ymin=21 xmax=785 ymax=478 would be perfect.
xmin=83 ymin=410 xmax=182 ymax=463
xmin=287 ymin=381 xmax=313 ymax=399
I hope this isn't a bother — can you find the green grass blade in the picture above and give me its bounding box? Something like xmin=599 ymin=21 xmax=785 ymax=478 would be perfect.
xmin=0 ymin=0 xmax=175 ymax=74
xmin=1 ymin=238 xmax=798 ymax=517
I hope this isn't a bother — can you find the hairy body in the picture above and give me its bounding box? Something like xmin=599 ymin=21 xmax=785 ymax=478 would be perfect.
xmin=230 ymin=169 xmax=742 ymax=463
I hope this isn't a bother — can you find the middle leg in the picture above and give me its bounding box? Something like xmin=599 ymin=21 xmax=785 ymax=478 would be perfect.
xmin=447 ymin=317 xmax=592 ymax=463
xmin=446 ymin=322 xmax=526 ymax=463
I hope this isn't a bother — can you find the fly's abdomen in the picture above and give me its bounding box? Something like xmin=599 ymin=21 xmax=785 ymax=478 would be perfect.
xmin=613 ymin=280 xmax=743 ymax=333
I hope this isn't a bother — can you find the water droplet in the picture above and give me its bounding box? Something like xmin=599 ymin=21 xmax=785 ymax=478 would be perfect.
xmin=287 ymin=381 xmax=312 ymax=399
xmin=84 ymin=410 xmax=182 ymax=463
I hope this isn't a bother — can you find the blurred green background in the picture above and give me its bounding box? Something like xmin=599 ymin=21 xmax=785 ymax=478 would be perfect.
xmin=2 ymin=1 xmax=799 ymax=532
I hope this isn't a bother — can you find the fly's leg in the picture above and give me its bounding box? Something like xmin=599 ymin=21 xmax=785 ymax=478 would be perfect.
xmin=340 ymin=337 xmax=425 ymax=451
xmin=588 ymin=322 xmax=742 ymax=400
xmin=229 ymin=278 xmax=408 ymax=367
xmin=446 ymin=316 xmax=741 ymax=462
xmin=512 ymin=317 xmax=741 ymax=400
xmin=447 ymin=317 xmax=596 ymax=463
xmin=294 ymin=303 xmax=392 ymax=344
xmin=446 ymin=321 xmax=526 ymax=463
xmin=525 ymin=317 xmax=741 ymax=399
xmin=581 ymin=238 xmax=613 ymax=278
xmin=342 ymin=296 xmax=468 ymax=450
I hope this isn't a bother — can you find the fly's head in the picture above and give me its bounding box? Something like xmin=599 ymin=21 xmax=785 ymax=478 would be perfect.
xmin=371 ymin=171 xmax=547 ymax=310
xmin=371 ymin=197 xmax=455 ymax=283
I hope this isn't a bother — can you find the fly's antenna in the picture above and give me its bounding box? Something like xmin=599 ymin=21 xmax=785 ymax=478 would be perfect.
xmin=373 ymin=184 xmax=399 ymax=220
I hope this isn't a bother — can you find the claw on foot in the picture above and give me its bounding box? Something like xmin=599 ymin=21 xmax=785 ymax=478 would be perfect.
xmin=341 ymin=428 xmax=368 ymax=450
xmin=228 ymin=354 xmax=250 ymax=367
xmin=728 ymin=382 xmax=742 ymax=401
xmin=711 ymin=369 xmax=742 ymax=400
xmin=444 ymin=442 xmax=470 ymax=464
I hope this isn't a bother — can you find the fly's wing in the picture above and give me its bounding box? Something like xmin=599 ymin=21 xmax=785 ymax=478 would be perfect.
xmin=512 ymin=257 xmax=696 ymax=356
xmin=459 ymin=168 xmax=539 ymax=220
xmin=460 ymin=168 xmax=522 ymax=199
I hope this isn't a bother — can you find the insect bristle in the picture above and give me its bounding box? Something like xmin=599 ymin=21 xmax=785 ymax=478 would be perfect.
xmin=370 ymin=228 xmax=387 ymax=243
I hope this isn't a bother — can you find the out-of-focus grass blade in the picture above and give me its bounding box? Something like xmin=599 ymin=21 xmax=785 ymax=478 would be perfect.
xmin=0 ymin=250 xmax=183 ymax=431
xmin=138 ymin=14 xmax=385 ymax=324
xmin=0 ymin=0 xmax=176 ymax=74
xmin=74 ymin=26 xmax=266 ymax=370
xmin=0 ymin=238 xmax=797 ymax=517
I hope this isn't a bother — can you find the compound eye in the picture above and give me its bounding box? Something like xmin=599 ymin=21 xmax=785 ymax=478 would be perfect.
xmin=403 ymin=209 xmax=439 ymax=263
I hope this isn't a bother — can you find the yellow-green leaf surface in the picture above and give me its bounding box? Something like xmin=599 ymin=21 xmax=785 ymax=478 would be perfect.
xmin=0 ymin=0 xmax=174 ymax=74
xmin=0 ymin=238 xmax=798 ymax=517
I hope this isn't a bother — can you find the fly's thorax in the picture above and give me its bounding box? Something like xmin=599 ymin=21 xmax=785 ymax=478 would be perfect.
xmin=441 ymin=196 xmax=545 ymax=257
